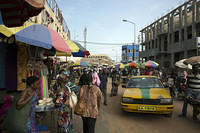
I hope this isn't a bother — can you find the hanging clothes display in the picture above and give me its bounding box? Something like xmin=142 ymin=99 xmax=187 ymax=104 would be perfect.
xmin=17 ymin=44 xmax=28 ymax=91
xmin=5 ymin=44 xmax=17 ymax=91
xmin=0 ymin=42 xmax=6 ymax=89
xmin=41 ymin=64 xmax=49 ymax=99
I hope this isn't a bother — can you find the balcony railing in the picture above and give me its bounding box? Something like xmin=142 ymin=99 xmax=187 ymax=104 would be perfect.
xmin=46 ymin=0 xmax=69 ymax=34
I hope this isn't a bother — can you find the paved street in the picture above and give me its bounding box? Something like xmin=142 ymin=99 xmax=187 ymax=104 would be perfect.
xmin=74 ymin=78 xmax=200 ymax=133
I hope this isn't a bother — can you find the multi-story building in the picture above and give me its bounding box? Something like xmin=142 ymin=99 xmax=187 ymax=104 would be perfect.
xmin=29 ymin=0 xmax=70 ymax=41
xmin=81 ymin=54 xmax=114 ymax=66
xmin=122 ymin=44 xmax=139 ymax=64
xmin=140 ymin=0 xmax=200 ymax=68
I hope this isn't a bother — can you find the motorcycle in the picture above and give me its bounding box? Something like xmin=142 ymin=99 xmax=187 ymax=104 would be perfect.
xmin=177 ymin=78 xmax=187 ymax=100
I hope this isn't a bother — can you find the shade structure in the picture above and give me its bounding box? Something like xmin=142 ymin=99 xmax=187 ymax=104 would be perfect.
xmin=0 ymin=0 xmax=44 ymax=27
xmin=80 ymin=61 xmax=89 ymax=67
xmin=175 ymin=59 xmax=187 ymax=69
xmin=66 ymin=40 xmax=79 ymax=52
xmin=116 ymin=63 xmax=125 ymax=69
xmin=73 ymin=41 xmax=90 ymax=57
xmin=47 ymin=27 xmax=71 ymax=54
xmin=145 ymin=60 xmax=159 ymax=68
xmin=73 ymin=61 xmax=80 ymax=66
xmin=184 ymin=56 xmax=200 ymax=65
xmin=133 ymin=61 xmax=140 ymax=67
xmin=0 ymin=22 xmax=35 ymax=37
xmin=0 ymin=23 xmax=71 ymax=54
xmin=129 ymin=62 xmax=137 ymax=67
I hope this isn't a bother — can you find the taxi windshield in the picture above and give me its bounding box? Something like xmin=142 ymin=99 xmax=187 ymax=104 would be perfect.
xmin=127 ymin=77 xmax=163 ymax=88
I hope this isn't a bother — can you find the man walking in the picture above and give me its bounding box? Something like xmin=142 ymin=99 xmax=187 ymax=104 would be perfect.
xmin=179 ymin=64 xmax=200 ymax=120
xmin=99 ymin=69 xmax=108 ymax=105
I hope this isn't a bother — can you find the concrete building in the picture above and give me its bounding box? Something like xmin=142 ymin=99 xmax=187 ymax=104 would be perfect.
xmin=81 ymin=54 xmax=114 ymax=66
xmin=140 ymin=0 xmax=200 ymax=68
xmin=29 ymin=0 xmax=70 ymax=41
xmin=122 ymin=44 xmax=139 ymax=64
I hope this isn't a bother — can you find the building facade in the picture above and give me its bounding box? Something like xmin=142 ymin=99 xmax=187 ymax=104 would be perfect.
xmin=122 ymin=44 xmax=139 ymax=64
xmin=29 ymin=0 xmax=70 ymax=41
xmin=81 ymin=54 xmax=114 ymax=66
xmin=140 ymin=0 xmax=200 ymax=68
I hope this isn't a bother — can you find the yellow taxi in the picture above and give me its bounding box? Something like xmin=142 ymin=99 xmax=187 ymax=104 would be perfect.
xmin=121 ymin=75 xmax=174 ymax=117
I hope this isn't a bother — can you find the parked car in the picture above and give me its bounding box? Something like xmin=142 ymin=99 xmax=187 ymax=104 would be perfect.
xmin=121 ymin=75 xmax=174 ymax=117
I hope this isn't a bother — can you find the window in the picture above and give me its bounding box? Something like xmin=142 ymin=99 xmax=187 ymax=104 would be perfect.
xmin=182 ymin=29 xmax=184 ymax=41
xmin=149 ymin=42 xmax=151 ymax=50
xmin=169 ymin=33 xmax=172 ymax=44
xmin=159 ymin=37 xmax=161 ymax=51
xmin=127 ymin=78 xmax=163 ymax=88
xmin=152 ymin=40 xmax=154 ymax=49
xmin=156 ymin=39 xmax=158 ymax=48
xmin=187 ymin=26 xmax=192 ymax=39
xmin=174 ymin=31 xmax=179 ymax=43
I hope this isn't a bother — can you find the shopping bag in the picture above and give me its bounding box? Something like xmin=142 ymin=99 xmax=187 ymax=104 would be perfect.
xmin=74 ymin=98 xmax=86 ymax=116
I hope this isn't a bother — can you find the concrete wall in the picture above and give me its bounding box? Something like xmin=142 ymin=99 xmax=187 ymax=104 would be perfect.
xmin=140 ymin=0 xmax=200 ymax=68
xmin=29 ymin=0 xmax=70 ymax=41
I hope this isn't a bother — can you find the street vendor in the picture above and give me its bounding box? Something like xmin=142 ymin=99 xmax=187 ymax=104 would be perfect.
xmin=179 ymin=64 xmax=200 ymax=120
xmin=1 ymin=76 xmax=40 ymax=133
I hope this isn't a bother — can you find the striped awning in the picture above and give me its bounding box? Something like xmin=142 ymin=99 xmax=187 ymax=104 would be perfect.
xmin=0 ymin=0 xmax=44 ymax=27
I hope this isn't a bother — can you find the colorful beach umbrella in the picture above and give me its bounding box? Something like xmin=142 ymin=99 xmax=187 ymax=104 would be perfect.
xmin=129 ymin=62 xmax=138 ymax=67
xmin=116 ymin=63 xmax=125 ymax=68
xmin=66 ymin=40 xmax=80 ymax=53
xmin=80 ymin=61 xmax=89 ymax=67
xmin=145 ymin=60 xmax=159 ymax=68
xmin=73 ymin=41 xmax=90 ymax=57
xmin=0 ymin=23 xmax=71 ymax=54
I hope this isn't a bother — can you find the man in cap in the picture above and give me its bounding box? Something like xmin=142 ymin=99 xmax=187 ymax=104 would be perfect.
xmin=179 ymin=64 xmax=200 ymax=120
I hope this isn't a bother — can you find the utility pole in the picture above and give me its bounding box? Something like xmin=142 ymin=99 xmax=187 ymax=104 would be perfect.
xmin=84 ymin=27 xmax=87 ymax=49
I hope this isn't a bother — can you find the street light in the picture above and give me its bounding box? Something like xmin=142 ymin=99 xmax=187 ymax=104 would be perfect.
xmin=122 ymin=19 xmax=136 ymax=44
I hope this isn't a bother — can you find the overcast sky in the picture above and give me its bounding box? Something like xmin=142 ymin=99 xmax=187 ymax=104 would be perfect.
xmin=57 ymin=0 xmax=188 ymax=61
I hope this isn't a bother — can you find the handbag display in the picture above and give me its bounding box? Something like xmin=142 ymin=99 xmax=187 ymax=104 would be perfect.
xmin=65 ymin=85 xmax=78 ymax=108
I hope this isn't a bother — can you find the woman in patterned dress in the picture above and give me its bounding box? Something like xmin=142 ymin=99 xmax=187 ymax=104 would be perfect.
xmin=56 ymin=76 xmax=77 ymax=133
xmin=17 ymin=76 xmax=40 ymax=133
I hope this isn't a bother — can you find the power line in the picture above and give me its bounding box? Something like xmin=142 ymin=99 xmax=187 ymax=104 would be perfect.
xmin=73 ymin=40 xmax=134 ymax=45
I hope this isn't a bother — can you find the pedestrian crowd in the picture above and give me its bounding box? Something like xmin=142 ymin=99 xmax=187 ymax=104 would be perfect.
xmin=1 ymin=62 xmax=200 ymax=133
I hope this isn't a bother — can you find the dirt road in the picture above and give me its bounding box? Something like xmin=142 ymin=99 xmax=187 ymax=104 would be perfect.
xmin=74 ymin=78 xmax=200 ymax=133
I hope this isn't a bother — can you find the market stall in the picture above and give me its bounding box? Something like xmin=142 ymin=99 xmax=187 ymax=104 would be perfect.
xmin=0 ymin=23 xmax=71 ymax=132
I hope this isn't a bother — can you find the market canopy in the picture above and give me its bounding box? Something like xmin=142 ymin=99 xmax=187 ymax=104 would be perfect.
xmin=116 ymin=63 xmax=124 ymax=68
xmin=66 ymin=40 xmax=79 ymax=53
xmin=0 ymin=0 xmax=44 ymax=27
xmin=0 ymin=23 xmax=71 ymax=54
xmin=73 ymin=61 xmax=91 ymax=67
xmin=175 ymin=59 xmax=192 ymax=69
xmin=183 ymin=56 xmax=200 ymax=65
xmin=145 ymin=60 xmax=159 ymax=68
xmin=73 ymin=41 xmax=90 ymax=57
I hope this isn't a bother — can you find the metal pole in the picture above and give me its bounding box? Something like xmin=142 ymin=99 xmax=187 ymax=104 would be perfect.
xmin=84 ymin=27 xmax=87 ymax=49
xmin=134 ymin=23 xmax=136 ymax=44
